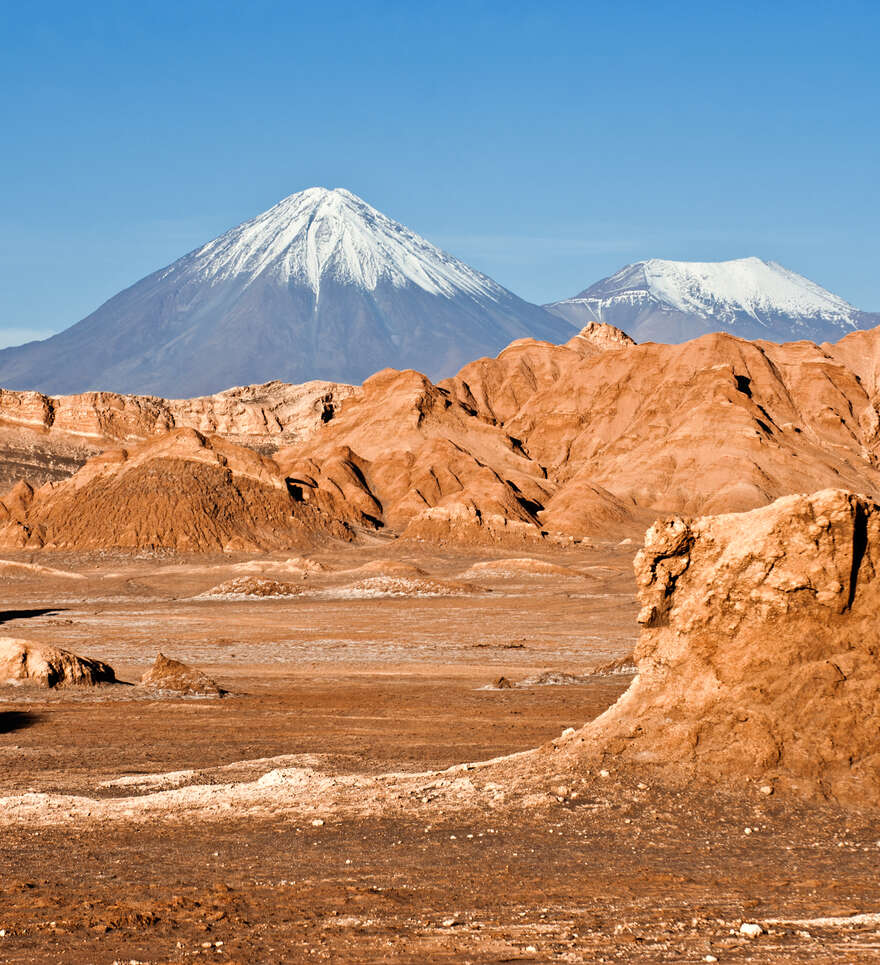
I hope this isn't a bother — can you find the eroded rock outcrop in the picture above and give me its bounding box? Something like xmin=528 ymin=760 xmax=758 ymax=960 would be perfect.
xmin=0 ymin=380 xmax=359 ymax=491
xmin=6 ymin=326 xmax=880 ymax=548
xmin=566 ymin=489 xmax=880 ymax=804
xmin=140 ymin=653 xmax=226 ymax=696
xmin=0 ymin=428 xmax=371 ymax=551
xmin=0 ymin=637 xmax=116 ymax=687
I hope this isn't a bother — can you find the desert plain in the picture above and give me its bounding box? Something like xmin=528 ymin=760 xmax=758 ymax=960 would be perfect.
xmin=1 ymin=536 xmax=879 ymax=964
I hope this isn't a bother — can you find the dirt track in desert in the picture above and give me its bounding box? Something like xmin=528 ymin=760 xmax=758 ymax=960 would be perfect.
xmin=2 ymin=542 xmax=880 ymax=963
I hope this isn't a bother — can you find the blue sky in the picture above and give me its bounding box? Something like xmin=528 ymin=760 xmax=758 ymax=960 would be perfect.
xmin=1 ymin=0 xmax=878 ymax=345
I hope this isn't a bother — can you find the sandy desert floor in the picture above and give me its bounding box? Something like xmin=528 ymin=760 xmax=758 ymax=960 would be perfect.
xmin=2 ymin=540 xmax=880 ymax=963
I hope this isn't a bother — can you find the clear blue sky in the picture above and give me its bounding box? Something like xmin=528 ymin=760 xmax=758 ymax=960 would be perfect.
xmin=1 ymin=0 xmax=877 ymax=346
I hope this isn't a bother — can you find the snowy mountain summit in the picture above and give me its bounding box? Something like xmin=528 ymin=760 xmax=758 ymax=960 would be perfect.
xmin=186 ymin=187 xmax=501 ymax=301
xmin=0 ymin=187 xmax=572 ymax=396
xmin=546 ymin=257 xmax=878 ymax=344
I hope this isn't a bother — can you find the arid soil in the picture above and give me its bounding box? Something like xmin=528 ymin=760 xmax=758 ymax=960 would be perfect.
xmin=2 ymin=541 xmax=880 ymax=962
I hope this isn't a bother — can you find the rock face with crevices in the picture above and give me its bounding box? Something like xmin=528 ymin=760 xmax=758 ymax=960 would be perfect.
xmin=568 ymin=489 xmax=880 ymax=804
xmin=0 ymin=637 xmax=116 ymax=687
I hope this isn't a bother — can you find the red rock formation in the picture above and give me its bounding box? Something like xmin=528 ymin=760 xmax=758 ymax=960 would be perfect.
xmin=0 ymin=380 xmax=358 ymax=490
xmin=0 ymin=637 xmax=116 ymax=687
xmin=5 ymin=324 xmax=880 ymax=547
xmin=563 ymin=489 xmax=880 ymax=804
xmin=0 ymin=428 xmax=371 ymax=551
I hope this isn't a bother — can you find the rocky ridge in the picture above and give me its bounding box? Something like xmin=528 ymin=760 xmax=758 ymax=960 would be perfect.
xmin=0 ymin=379 xmax=358 ymax=491
xmin=4 ymin=323 xmax=880 ymax=549
xmin=0 ymin=428 xmax=370 ymax=551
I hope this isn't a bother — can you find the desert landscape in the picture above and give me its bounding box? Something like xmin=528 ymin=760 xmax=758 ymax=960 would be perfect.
xmin=3 ymin=7 xmax=878 ymax=958
xmin=2 ymin=321 xmax=880 ymax=963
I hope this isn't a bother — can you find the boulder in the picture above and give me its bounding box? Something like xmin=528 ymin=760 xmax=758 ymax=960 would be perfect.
xmin=0 ymin=637 xmax=116 ymax=687
xmin=141 ymin=653 xmax=226 ymax=697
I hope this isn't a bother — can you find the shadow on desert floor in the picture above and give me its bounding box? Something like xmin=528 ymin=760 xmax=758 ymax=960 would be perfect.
xmin=0 ymin=709 xmax=42 ymax=733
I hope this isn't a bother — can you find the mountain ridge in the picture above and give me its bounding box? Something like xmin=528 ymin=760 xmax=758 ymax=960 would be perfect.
xmin=6 ymin=322 xmax=880 ymax=550
xmin=546 ymin=256 xmax=878 ymax=343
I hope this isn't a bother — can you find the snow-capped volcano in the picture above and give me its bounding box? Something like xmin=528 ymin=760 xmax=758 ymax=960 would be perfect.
xmin=186 ymin=187 xmax=502 ymax=301
xmin=546 ymin=257 xmax=878 ymax=343
xmin=0 ymin=188 xmax=573 ymax=396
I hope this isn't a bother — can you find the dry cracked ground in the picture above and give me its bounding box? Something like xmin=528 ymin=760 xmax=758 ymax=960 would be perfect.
xmin=1 ymin=542 xmax=879 ymax=963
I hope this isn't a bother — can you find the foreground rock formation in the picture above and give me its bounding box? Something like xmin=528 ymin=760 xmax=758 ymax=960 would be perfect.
xmin=0 ymin=637 xmax=116 ymax=687
xmin=563 ymin=489 xmax=880 ymax=804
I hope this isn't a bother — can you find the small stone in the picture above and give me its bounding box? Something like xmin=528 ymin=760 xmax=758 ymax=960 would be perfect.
xmin=739 ymin=922 xmax=763 ymax=938
xmin=311 ymin=819 xmax=324 ymax=827
xmin=599 ymin=769 xmax=610 ymax=778
xmin=704 ymin=956 xmax=718 ymax=963
xmin=759 ymin=785 xmax=774 ymax=795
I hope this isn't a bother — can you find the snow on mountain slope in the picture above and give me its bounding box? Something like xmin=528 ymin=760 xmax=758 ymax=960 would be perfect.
xmin=546 ymin=257 xmax=877 ymax=344
xmin=0 ymin=188 xmax=573 ymax=397
xmin=184 ymin=187 xmax=501 ymax=301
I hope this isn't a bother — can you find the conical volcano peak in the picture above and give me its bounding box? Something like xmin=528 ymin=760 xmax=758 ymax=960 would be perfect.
xmin=0 ymin=187 xmax=572 ymax=395
xmin=186 ymin=186 xmax=502 ymax=300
